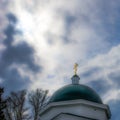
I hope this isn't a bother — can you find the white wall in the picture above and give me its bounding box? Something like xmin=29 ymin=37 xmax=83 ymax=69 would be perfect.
xmin=40 ymin=99 xmax=111 ymax=120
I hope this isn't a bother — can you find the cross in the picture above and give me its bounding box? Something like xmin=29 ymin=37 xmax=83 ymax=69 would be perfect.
xmin=74 ymin=63 xmax=78 ymax=75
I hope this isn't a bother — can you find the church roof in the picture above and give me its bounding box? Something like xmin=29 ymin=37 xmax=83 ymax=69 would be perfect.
xmin=49 ymin=64 xmax=103 ymax=104
xmin=49 ymin=84 xmax=103 ymax=104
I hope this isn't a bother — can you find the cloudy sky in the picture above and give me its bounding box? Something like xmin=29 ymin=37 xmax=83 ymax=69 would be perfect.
xmin=0 ymin=0 xmax=120 ymax=119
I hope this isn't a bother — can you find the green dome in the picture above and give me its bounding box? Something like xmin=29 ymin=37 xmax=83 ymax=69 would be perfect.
xmin=49 ymin=84 xmax=102 ymax=104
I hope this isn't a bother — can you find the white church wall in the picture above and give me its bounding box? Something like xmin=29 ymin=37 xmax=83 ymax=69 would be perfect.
xmin=40 ymin=100 xmax=110 ymax=120
xmin=53 ymin=113 xmax=92 ymax=120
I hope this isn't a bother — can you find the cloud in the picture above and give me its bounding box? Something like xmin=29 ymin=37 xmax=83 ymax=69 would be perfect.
xmin=0 ymin=1 xmax=120 ymax=119
xmin=3 ymin=68 xmax=31 ymax=95
xmin=5 ymin=0 xmax=119 ymax=96
xmin=110 ymin=100 xmax=120 ymax=120
xmin=79 ymin=44 xmax=120 ymax=103
xmin=1 ymin=2 xmax=120 ymax=119
xmin=0 ymin=13 xmax=41 ymax=94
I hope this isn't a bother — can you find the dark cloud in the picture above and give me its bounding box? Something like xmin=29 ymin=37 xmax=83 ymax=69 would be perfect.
xmin=109 ymin=100 xmax=120 ymax=120
xmin=62 ymin=14 xmax=77 ymax=43
xmin=3 ymin=68 xmax=31 ymax=95
xmin=7 ymin=13 xmax=17 ymax=24
xmin=81 ymin=67 xmax=101 ymax=78
xmin=3 ymin=13 xmax=21 ymax=46
xmin=0 ymin=13 xmax=41 ymax=94
xmin=94 ymin=1 xmax=120 ymax=47
xmin=89 ymin=79 xmax=110 ymax=96
xmin=81 ymin=67 xmax=111 ymax=98
xmin=108 ymin=71 xmax=120 ymax=88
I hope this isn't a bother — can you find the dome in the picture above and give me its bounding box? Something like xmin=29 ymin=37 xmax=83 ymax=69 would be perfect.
xmin=49 ymin=84 xmax=103 ymax=104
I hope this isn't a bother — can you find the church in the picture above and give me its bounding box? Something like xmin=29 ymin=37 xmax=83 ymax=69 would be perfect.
xmin=40 ymin=64 xmax=111 ymax=120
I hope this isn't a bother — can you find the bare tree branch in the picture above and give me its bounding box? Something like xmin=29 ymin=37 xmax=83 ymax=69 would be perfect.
xmin=5 ymin=90 xmax=31 ymax=120
xmin=28 ymin=89 xmax=48 ymax=120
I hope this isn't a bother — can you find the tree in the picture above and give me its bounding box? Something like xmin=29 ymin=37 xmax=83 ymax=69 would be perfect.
xmin=0 ymin=87 xmax=6 ymax=120
xmin=28 ymin=89 xmax=48 ymax=120
xmin=5 ymin=90 xmax=31 ymax=120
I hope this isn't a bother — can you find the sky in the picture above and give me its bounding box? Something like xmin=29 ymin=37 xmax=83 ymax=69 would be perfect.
xmin=0 ymin=0 xmax=120 ymax=119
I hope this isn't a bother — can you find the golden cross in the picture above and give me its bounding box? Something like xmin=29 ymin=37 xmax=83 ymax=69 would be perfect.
xmin=74 ymin=63 xmax=78 ymax=75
